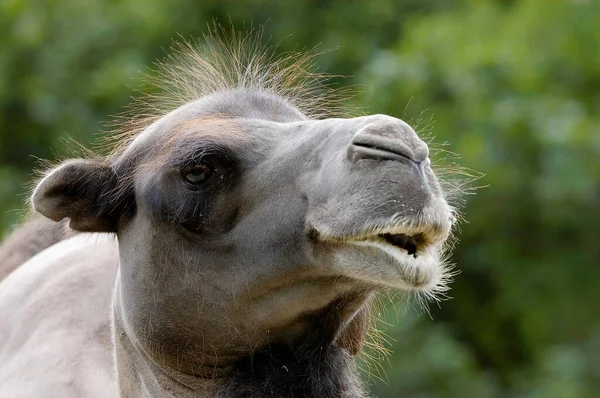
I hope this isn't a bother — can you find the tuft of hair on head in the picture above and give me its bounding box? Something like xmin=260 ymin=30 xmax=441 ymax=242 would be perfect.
xmin=101 ymin=22 xmax=357 ymax=160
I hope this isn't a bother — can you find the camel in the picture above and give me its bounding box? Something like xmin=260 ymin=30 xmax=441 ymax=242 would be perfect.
xmin=0 ymin=31 xmax=458 ymax=397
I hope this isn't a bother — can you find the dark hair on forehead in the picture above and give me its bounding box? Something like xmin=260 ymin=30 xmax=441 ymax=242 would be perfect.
xmin=103 ymin=23 xmax=356 ymax=160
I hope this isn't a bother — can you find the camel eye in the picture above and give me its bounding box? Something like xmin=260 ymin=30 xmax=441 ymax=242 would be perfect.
xmin=182 ymin=163 xmax=214 ymax=185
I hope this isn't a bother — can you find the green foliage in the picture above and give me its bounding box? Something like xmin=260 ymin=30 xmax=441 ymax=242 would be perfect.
xmin=1 ymin=0 xmax=598 ymax=396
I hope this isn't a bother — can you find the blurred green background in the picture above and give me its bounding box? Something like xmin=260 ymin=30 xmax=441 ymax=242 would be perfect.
xmin=1 ymin=0 xmax=598 ymax=396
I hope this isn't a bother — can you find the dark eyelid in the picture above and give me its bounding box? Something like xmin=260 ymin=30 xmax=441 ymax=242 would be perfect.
xmin=166 ymin=140 xmax=236 ymax=169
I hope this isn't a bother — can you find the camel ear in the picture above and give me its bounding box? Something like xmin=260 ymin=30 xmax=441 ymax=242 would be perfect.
xmin=32 ymin=160 xmax=121 ymax=232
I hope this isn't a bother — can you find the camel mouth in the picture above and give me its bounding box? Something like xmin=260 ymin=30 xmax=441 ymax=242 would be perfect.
xmin=345 ymin=228 xmax=445 ymax=290
xmin=313 ymin=220 xmax=448 ymax=256
xmin=342 ymin=232 xmax=429 ymax=258
xmin=341 ymin=222 xmax=446 ymax=257
xmin=313 ymin=221 xmax=452 ymax=292
xmin=377 ymin=232 xmax=423 ymax=257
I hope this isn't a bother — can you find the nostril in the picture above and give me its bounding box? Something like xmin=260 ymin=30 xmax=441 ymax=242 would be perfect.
xmin=350 ymin=119 xmax=430 ymax=164
xmin=350 ymin=133 xmax=420 ymax=164
xmin=351 ymin=141 xmax=415 ymax=164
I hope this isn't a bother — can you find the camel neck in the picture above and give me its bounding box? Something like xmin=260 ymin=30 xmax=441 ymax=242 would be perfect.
xmin=111 ymin=282 xmax=220 ymax=397
xmin=111 ymin=278 xmax=367 ymax=397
